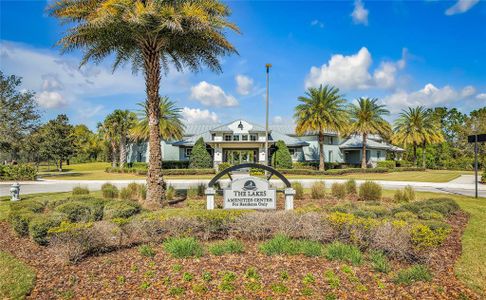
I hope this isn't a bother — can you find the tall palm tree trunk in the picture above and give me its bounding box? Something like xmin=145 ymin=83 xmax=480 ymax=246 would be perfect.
xmin=361 ymin=133 xmax=368 ymax=169
xmin=143 ymin=47 xmax=165 ymax=205
xmin=413 ymin=143 xmax=417 ymax=167
xmin=422 ymin=141 xmax=426 ymax=169
xmin=119 ymin=135 xmax=127 ymax=168
xmin=318 ymin=132 xmax=325 ymax=171
xmin=111 ymin=141 xmax=117 ymax=168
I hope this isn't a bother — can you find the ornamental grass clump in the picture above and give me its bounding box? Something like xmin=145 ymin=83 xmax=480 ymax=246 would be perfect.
xmin=208 ymin=239 xmax=244 ymax=256
xmin=259 ymin=234 xmax=323 ymax=257
xmin=163 ymin=237 xmax=204 ymax=258
xmin=310 ymin=181 xmax=326 ymax=199
xmin=72 ymin=186 xmax=89 ymax=195
xmin=358 ymin=181 xmax=382 ymax=201
xmin=394 ymin=265 xmax=432 ymax=285
xmin=101 ymin=183 xmax=119 ymax=199
xmin=138 ymin=244 xmax=156 ymax=258
xmin=393 ymin=185 xmax=415 ymax=203
xmin=292 ymin=182 xmax=304 ymax=200
xmin=325 ymin=241 xmax=363 ymax=265
xmin=345 ymin=179 xmax=357 ymax=195
xmin=369 ymin=250 xmax=391 ymax=273
xmin=331 ymin=183 xmax=346 ymax=199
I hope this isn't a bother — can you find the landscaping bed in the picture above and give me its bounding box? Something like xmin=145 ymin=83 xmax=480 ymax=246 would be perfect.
xmin=0 ymin=183 xmax=481 ymax=299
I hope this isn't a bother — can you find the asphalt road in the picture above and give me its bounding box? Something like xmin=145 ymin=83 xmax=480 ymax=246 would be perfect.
xmin=1 ymin=175 xmax=485 ymax=198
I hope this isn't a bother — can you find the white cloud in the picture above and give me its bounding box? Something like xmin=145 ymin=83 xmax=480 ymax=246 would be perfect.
xmin=0 ymin=40 xmax=189 ymax=113
xmin=182 ymin=107 xmax=219 ymax=124
xmin=305 ymin=47 xmax=406 ymax=90
xmin=272 ymin=116 xmax=284 ymax=124
xmin=310 ymin=19 xmax=324 ymax=28
xmin=476 ymin=93 xmax=486 ymax=100
xmin=235 ymin=75 xmax=254 ymax=96
xmin=36 ymin=91 xmax=69 ymax=108
xmin=351 ymin=0 xmax=369 ymax=25
xmin=190 ymin=81 xmax=238 ymax=107
xmin=445 ymin=0 xmax=479 ymax=15
xmin=77 ymin=105 xmax=104 ymax=119
xmin=383 ymin=83 xmax=477 ymax=113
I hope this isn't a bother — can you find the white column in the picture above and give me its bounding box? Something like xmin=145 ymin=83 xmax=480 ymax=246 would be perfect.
xmin=258 ymin=145 xmax=266 ymax=164
xmin=205 ymin=187 xmax=216 ymax=210
xmin=213 ymin=146 xmax=222 ymax=169
xmin=284 ymin=188 xmax=295 ymax=210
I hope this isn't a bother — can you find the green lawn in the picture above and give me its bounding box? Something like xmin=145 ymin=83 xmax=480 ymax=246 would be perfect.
xmin=0 ymin=251 xmax=36 ymax=299
xmin=37 ymin=162 xmax=471 ymax=182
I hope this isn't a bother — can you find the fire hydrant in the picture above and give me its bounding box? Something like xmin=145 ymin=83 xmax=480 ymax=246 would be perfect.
xmin=10 ymin=182 xmax=20 ymax=201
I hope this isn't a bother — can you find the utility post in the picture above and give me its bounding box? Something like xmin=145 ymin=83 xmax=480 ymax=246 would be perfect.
xmin=265 ymin=63 xmax=272 ymax=167
xmin=474 ymin=134 xmax=478 ymax=198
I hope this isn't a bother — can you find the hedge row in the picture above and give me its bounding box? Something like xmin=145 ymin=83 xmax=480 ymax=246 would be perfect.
xmin=106 ymin=167 xmax=215 ymax=176
xmin=126 ymin=161 xmax=190 ymax=169
xmin=0 ymin=164 xmax=37 ymax=181
xmin=278 ymin=167 xmax=425 ymax=176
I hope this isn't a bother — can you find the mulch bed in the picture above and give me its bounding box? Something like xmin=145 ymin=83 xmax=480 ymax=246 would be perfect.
xmin=0 ymin=211 xmax=480 ymax=299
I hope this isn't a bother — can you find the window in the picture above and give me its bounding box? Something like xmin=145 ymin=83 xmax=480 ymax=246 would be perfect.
xmin=289 ymin=148 xmax=295 ymax=156
xmin=328 ymin=150 xmax=333 ymax=162
xmin=329 ymin=137 xmax=334 ymax=145
xmin=377 ymin=151 xmax=381 ymax=159
xmin=211 ymin=133 xmax=216 ymax=141
xmin=233 ymin=134 xmax=240 ymax=141
xmin=185 ymin=148 xmax=192 ymax=157
xmin=250 ymin=134 xmax=257 ymax=141
xmin=242 ymin=134 xmax=248 ymax=141
xmin=224 ymin=134 xmax=232 ymax=141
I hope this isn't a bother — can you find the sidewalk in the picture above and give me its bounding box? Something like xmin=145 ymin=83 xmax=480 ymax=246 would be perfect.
xmin=1 ymin=175 xmax=485 ymax=197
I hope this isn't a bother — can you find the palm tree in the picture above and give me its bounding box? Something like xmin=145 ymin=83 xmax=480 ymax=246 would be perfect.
xmin=294 ymin=85 xmax=349 ymax=171
xmin=393 ymin=106 xmax=444 ymax=167
xmin=98 ymin=115 xmax=119 ymax=168
xmin=348 ymin=98 xmax=391 ymax=169
xmin=131 ymin=96 xmax=184 ymax=142
xmin=111 ymin=110 xmax=138 ymax=168
xmin=50 ymin=0 xmax=238 ymax=205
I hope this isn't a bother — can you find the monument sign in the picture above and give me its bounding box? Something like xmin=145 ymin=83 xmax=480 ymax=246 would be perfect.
xmin=223 ymin=177 xmax=276 ymax=209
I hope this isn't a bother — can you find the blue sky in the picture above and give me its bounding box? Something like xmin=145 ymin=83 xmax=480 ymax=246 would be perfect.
xmin=1 ymin=0 xmax=485 ymax=129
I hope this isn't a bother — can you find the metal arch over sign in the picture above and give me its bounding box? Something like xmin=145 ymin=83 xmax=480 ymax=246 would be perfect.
xmin=205 ymin=163 xmax=295 ymax=210
xmin=207 ymin=163 xmax=291 ymax=188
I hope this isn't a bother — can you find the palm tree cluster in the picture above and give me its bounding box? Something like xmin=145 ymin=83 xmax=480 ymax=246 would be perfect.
xmin=51 ymin=0 xmax=238 ymax=205
xmin=294 ymin=84 xmax=443 ymax=170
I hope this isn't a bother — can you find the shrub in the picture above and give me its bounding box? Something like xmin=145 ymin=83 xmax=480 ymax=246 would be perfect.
xmin=208 ymin=239 xmax=244 ymax=256
xmin=218 ymin=162 xmax=232 ymax=172
xmin=138 ymin=184 xmax=147 ymax=200
xmin=377 ymin=160 xmax=396 ymax=169
xmin=292 ymin=182 xmax=304 ymax=200
xmin=398 ymin=198 xmax=459 ymax=216
xmin=396 ymin=160 xmax=412 ymax=167
xmin=163 ymin=237 xmax=204 ymax=258
xmin=250 ymin=168 xmax=265 ymax=176
xmin=325 ymin=242 xmax=363 ymax=265
xmin=72 ymin=186 xmax=89 ymax=195
xmin=393 ymin=186 xmax=415 ymax=203
xmin=29 ymin=214 xmax=65 ymax=245
xmin=119 ymin=187 xmax=131 ymax=200
xmin=166 ymin=186 xmax=175 ymax=200
xmin=345 ymin=179 xmax=357 ymax=195
xmin=331 ymin=183 xmax=346 ymax=199
xmin=482 ymin=169 xmax=486 ymax=183
xmin=358 ymin=181 xmax=382 ymax=201
xmin=271 ymin=140 xmax=293 ymax=169
xmin=410 ymin=223 xmax=450 ymax=250
xmin=125 ymin=182 xmax=141 ymax=200
xmin=138 ymin=244 xmax=155 ymax=257
xmin=103 ymin=201 xmax=141 ymax=219
xmin=189 ymin=137 xmax=212 ymax=169
xmin=310 ymin=181 xmax=326 ymax=199
xmin=370 ymin=222 xmax=412 ymax=259
xmin=394 ymin=265 xmax=432 ymax=285
xmin=0 ymin=164 xmax=37 ymax=180
xmin=394 ymin=211 xmax=417 ymax=222
xmin=10 ymin=200 xmax=46 ymax=213
xmin=418 ymin=210 xmax=444 ymax=221
xmin=369 ymin=250 xmax=391 ymax=273
xmin=101 ymin=183 xmax=119 ymax=199
xmin=55 ymin=201 xmax=93 ymax=222
xmin=8 ymin=211 xmax=34 ymax=236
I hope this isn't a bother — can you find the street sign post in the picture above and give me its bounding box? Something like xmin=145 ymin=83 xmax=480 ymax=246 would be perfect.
xmin=468 ymin=134 xmax=486 ymax=198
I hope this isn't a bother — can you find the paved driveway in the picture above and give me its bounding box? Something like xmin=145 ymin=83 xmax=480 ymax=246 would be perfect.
xmin=1 ymin=175 xmax=485 ymax=198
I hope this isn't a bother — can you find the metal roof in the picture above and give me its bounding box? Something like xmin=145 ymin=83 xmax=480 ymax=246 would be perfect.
xmin=339 ymin=134 xmax=404 ymax=152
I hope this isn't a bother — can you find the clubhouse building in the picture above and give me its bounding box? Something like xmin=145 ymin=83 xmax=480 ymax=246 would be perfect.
xmin=127 ymin=119 xmax=403 ymax=168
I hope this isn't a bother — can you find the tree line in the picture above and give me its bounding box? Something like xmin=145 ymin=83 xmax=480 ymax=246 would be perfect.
xmin=294 ymin=84 xmax=485 ymax=171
